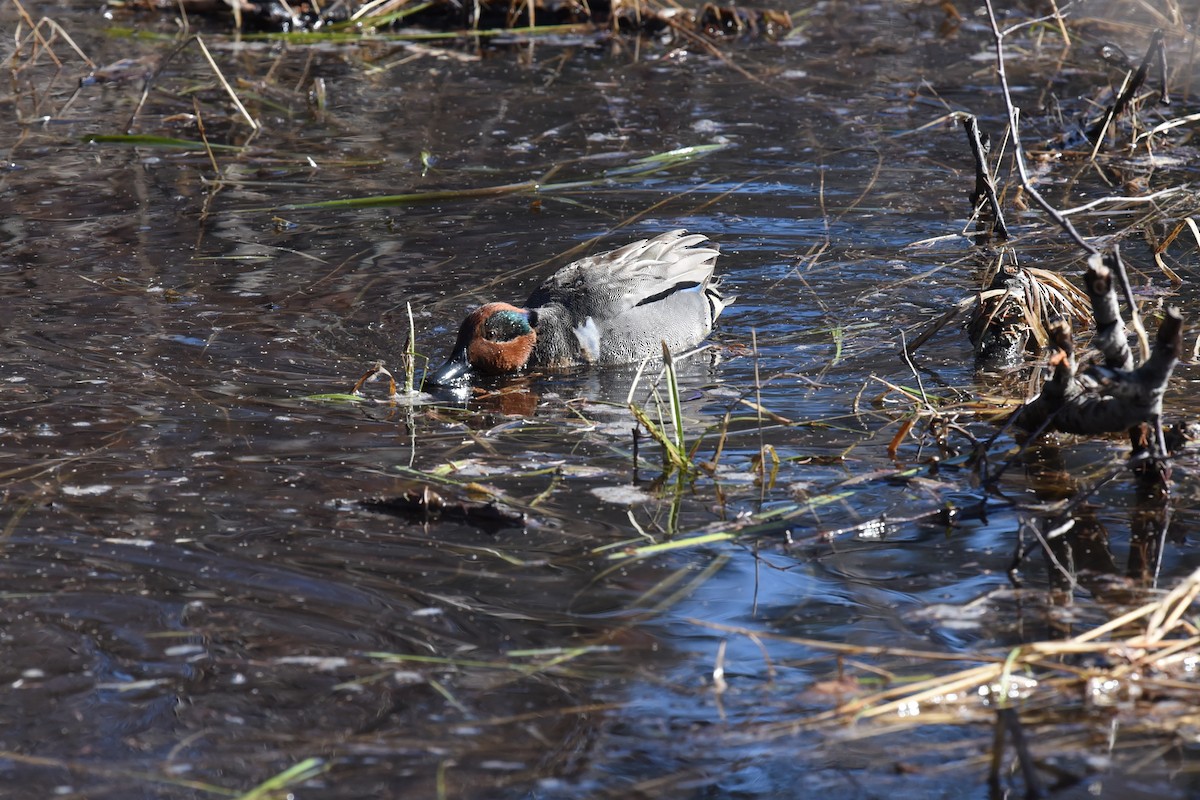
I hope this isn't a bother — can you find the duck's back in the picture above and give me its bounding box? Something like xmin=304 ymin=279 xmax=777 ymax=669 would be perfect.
xmin=526 ymin=230 xmax=731 ymax=367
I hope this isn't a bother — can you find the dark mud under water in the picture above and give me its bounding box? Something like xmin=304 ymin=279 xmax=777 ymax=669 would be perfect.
xmin=3 ymin=1 xmax=1200 ymax=797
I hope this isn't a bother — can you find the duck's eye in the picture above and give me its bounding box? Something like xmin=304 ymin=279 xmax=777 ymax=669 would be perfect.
xmin=481 ymin=310 xmax=531 ymax=342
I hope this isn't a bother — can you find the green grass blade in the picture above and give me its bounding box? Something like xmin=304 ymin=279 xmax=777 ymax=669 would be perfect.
xmin=233 ymin=758 xmax=327 ymax=800
xmin=269 ymin=143 xmax=727 ymax=211
xmin=329 ymin=0 xmax=436 ymax=29
xmin=607 ymin=531 xmax=734 ymax=560
xmin=303 ymin=392 xmax=368 ymax=403
xmin=278 ymin=180 xmax=539 ymax=210
xmin=662 ymin=342 xmax=686 ymax=458
xmin=83 ymin=134 xmax=243 ymax=150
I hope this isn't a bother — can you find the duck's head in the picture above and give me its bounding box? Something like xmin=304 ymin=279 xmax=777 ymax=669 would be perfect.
xmin=428 ymin=303 xmax=537 ymax=388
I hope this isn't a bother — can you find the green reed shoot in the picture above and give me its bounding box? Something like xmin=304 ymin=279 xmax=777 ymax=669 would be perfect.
xmin=404 ymin=300 xmax=417 ymax=395
xmin=233 ymin=757 xmax=327 ymax=800
xmin=276 ymin=144 xmax=726 ymax=211
xmin=663 ymin=342 xmax=686 ymax=458
xmin=627 ymin=342 xmax=694 ymax=476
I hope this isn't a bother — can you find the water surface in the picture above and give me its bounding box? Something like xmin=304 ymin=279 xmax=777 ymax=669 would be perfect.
xmin=3 ymin=1 xmax=1200 ymax=797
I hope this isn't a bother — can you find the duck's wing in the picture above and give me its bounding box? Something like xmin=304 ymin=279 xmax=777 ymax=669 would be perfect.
xmin=525 ymin=230 xmax=724 ymax=321
xmin=526 ymin=230 xmax=732 ymax=365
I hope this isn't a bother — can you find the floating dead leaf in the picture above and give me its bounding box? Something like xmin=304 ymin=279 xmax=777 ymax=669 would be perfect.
xmin=352 ymin=361 xmax=398 ymax=398
xmin=360 ymin=487 xmax=525 ymax=532
xmin=799 ymin=675 xmax=867 ymax=705
xmin=80 ymin=56 xmax=160 ymax=86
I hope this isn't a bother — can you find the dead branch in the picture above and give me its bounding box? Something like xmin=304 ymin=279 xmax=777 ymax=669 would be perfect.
xmin=961 ymin=114 xmax=1009 ymax=239
xmin=1012 ymin=305 xmax=1180 ymax=438
xmin=1085 ymin=252 xmax=1134 ymax=371
xmin=1086 ymin=29 xmax=1166 ymax=146
xmin=981 ymin=0 xmax=1183 ymax=461
xmin=990 ymin=707 xmax=1044 ymax=799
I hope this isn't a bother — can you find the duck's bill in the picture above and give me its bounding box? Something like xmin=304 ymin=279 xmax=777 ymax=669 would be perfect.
xmin=427 ymin=351 xmax=474 ymax=388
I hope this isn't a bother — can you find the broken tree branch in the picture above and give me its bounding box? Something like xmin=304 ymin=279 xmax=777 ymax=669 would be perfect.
xmin=981 ymin=0 xmax=1183 ymax=462
xmin=1086 ymin=29 xmax=1166 ymax=147
xmin=1085 ymin=253 xmax=1134 ymax=372
xmin=962 ymin=114 xmax=1009 ymax=239
xmin=1012 ymin=306 xmax=1180 ymax=438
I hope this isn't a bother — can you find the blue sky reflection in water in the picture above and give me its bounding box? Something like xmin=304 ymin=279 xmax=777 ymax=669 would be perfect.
xmin=2 ymin=0 xmax=1200 ymax=797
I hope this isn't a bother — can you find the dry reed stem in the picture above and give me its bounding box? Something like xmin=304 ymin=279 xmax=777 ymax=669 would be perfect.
xmin=695 ymin=567 xmax=1200 ymax=736
xmin=194 ymin=35 xmax=260 ymax=131
xmin=10 ymin=0 xmax=95 ymax=70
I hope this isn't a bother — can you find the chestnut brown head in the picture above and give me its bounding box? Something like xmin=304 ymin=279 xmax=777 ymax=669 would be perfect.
xmin=428 ymin=303 xmax=536 ymax=388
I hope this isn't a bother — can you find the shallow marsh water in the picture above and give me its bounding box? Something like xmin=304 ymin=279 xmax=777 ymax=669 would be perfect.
xmin=3 ymin=1 xmax=1200 ymax=797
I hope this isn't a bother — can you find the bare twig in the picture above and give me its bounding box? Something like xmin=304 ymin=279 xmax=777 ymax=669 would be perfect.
xmin=982 ymin=0 xmax=1096 ymax=256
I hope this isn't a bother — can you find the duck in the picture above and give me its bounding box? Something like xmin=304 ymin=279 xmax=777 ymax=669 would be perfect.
xmin=428 ymin=229 xmax=732 ymax=388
